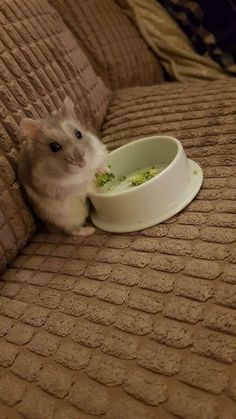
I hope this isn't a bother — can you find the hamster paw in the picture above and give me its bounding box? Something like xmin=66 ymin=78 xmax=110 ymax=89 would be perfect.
xmin=72 ymin=226 xmax=95 ymax=236
xmin=96 ymin=166 xmax=111 ymax=175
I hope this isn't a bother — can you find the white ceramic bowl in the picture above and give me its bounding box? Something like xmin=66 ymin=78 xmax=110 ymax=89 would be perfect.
xmin=89 ymin=136 xmax=203 ymax=233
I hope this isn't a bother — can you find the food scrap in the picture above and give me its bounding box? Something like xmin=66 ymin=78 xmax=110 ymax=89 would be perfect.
xmin=95 ymin=172 xmax=115 ymax=187
xmin=130 ymin=167 xmax=159 ymax=186
xmin=95 ymin=165 xmax=160 ymax=189
xmin=118 ymin=175 xmax=126 ymax=182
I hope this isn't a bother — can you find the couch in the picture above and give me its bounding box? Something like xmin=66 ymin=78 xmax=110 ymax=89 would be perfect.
xmin=0 ymin=0 xmax=235 ymax=418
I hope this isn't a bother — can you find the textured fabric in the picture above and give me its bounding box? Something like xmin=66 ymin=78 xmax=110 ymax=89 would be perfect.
xmin=0 ymin=0 xmax=109 ymax=271
xmin=0 ymin=79 xmax=236 ymax=418
xmin=49 ymin=0 xmax=164 ymax=89
xmin=0 ymin=156 xmax=35 ymax=273
xmin=102 ymin=79 xmax=236 ymax=149
xmin=159 ymin=0 xmax=236 ymax=75
xmin=117 ymin=0 xmax=229 ymax=81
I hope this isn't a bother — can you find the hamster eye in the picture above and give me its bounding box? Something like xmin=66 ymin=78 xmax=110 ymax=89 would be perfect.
xmin=49 ymin=142 xmax=61 ymax=152
xmin=74 ymin=129 xmax=82 ymax=140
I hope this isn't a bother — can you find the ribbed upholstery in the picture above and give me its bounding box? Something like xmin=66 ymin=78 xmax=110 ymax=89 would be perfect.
xmin=0 ymin=0 xmax=109 ymax=270
xmin=49 ymin=0 xmax=164 ymax=89
xmin=0 ymin=79 xmax=235 ymax=418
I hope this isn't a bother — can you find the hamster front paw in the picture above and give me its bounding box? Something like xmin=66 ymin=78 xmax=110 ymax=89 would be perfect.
xmin=96 ymin=166 xmax=111 ymax=175
xmin=72 ymin=226 xmax=95 ymax=236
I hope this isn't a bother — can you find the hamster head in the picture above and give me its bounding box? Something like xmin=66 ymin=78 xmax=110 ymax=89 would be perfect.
xmin=20 ymin=97 xmax=106 ymax=182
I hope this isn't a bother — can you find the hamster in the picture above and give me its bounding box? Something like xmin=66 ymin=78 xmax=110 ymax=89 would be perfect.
xmin=18 ymin=96 xmax=108 ymax=236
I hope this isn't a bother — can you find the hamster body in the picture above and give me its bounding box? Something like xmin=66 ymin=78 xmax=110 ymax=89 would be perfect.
xmin=18 ymin=97 xmax=108 ymax=236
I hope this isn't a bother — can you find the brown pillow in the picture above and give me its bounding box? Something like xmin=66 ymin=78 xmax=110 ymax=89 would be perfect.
xmin=0 ymin=0 xmax=109 ymax=271
xmin=49 ymin=0 xmax=164 ymax=89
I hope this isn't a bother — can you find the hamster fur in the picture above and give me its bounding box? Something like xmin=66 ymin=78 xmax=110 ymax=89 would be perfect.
xmin=18 ymin=97 xmax=108 ymax=236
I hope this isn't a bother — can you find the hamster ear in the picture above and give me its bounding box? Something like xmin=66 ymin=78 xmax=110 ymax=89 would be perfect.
xmin=60 ymin=96 xmax=76 ymax=119
xmin=20 ymin=118 xmax=41 ymax=139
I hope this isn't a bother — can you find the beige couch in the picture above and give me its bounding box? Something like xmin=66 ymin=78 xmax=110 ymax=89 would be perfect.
xmin=0 ymin=1 xmax=235 ymax=418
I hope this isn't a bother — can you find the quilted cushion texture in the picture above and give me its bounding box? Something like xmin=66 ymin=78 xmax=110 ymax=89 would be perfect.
xmin=49 ymin=0 xmax=164 ymax=89
xmin=0 ymin=79 xmax=236 ymax=418
xmin=0 ymin=0 xmax=109 ymax=271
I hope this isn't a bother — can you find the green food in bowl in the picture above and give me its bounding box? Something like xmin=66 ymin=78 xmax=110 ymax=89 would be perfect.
xmin=130 ymin=167 xmax=159 ymax=186
xmin=95 ymin=166 xmax=160 ymax=189
xmin=95 ymin=172 xmax=115 ymax=187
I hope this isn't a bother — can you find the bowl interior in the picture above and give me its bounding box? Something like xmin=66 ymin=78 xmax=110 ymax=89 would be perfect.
xmin=96 ymin=136 xmax=179 ymax=194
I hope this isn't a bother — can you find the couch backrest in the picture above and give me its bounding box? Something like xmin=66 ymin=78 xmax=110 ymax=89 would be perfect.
xmin=0 ymin=0 xmax=109 ymax=271
xmin=49 ymin=0 xmax=164 ymax=89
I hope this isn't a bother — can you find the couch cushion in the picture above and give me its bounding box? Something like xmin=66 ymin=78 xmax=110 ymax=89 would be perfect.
xmin=101 ymin=79 xmax=236 ymax=151
xmin=0 ymin=0 xmax=109 ymax=271
xmin=49 ymin=0 xmax=164 ymax=89
xmin=0 ymin=156 xmax=35 ymax=272
xmin=0 ymin=79 xmax=236 ymax=418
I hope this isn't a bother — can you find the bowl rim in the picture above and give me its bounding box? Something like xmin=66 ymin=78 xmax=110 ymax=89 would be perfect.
xmin=90 ymin=135 xmax=183 ymax=199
